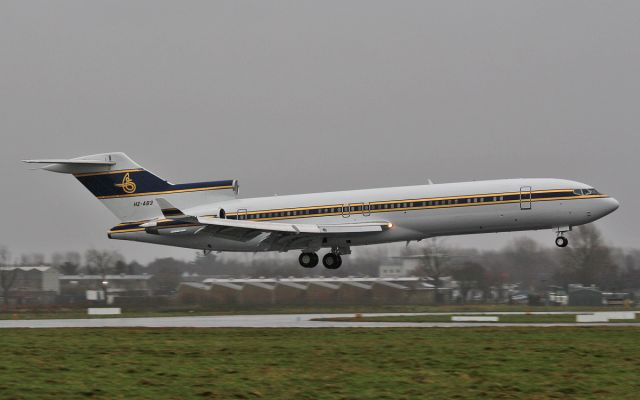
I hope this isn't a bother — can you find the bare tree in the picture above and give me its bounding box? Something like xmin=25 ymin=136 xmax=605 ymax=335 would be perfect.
xmin=52 ymin=251 xmax=81 ymax=275
xmin=452 ymin=261 xmax=487 ymax=303
xmin=85 ymin=249 xmax=124 ymax=303
xmin=554 ymin=225 xmax=618 ymax=289
xmin=501 ymin=237 xmax=556 ymax=291
xmin=0 ymin=246 xmax=17 ymax=307
xmin=412 ymin=238 xmax=452 ymax=304
xmin=19 ymin=252 xmax=45 ymax=266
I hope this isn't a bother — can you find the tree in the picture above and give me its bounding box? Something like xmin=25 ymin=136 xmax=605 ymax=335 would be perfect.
xmin=0 ymin=246 xmax=17 ymax=306
xmin=452 ymin=261 xmax=487 ymax=303
xmin=19 ymin=252 xmax=45 ymax=266
xmin=554 ymin=225 xmax=618 ymax=289
xmin=146 ymin=258 xmax=186 ymax=294
xmin=412 ymin=239 xmax=452 ymax=304
xmin=501 ymin=237 xmax=556 ymax=291
xmin=85 ymin=249 xmax=125 ymax=303
xmin=52 ymin=251 xmax=81 ymax=275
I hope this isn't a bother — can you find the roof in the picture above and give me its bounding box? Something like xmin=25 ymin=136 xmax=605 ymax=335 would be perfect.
xmin=208 ymin=282 xmax=243 ymax=291
xmin=243 ymin=282 xmax=275 ymax=290
xmin=59 ymin=274 xmax=152 ymax=280
xmin=373 ymin=281 xmax=409 ymax=290
xmin=179 ymin=282 xmax=210 ymax=290
xmin=202 ymin=277 xmax=421 ymax=284
xmin=276 ymin=281 xmax=307 ymax=290
xmin=340 ymin=281 xmax=371 ymax=290
xmin=307 ymin=281 xmax=340 ymax=290
xmin=0 ymin=266 xmax=54 ymax=272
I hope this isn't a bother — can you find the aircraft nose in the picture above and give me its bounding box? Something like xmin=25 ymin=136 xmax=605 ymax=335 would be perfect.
xmin=604 ymin=197 xmax=620 ymax=214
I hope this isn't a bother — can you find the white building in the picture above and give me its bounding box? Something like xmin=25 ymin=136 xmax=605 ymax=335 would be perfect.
xmin=378 ymin=258 xmax=421 ymax=278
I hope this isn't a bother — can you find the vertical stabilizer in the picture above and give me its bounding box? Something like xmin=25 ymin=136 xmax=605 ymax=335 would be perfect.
xmin=24 ymin=152 xmax=238 ymax=222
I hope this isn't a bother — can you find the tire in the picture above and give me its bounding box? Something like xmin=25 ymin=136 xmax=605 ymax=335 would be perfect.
xmin=299 ymin=252 xmax=318 ymax=268
xmin=323 ymin=253 xmax=341 ymax=269
xmin=555 ymin=236 xmax=568 ymax=248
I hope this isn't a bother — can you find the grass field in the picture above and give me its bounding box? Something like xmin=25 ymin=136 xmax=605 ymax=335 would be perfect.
xmin=2 ymin=327 xmax=640 ymax=399
xmin=316 ymin=314 xmax=640 ymax=324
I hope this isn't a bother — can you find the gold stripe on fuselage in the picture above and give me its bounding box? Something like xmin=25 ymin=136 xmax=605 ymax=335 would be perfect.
xmin=224 ymin=189 xmax=586 ymax=216
xmin=109 ymin=190 xmax=607 ymax=232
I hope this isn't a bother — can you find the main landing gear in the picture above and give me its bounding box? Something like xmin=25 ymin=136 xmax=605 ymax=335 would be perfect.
xmin=299 ymin=252 xmax=319 ymax=268
xmin=298 ymin=252 xmax=343 ymax=269
xmin=322 ymin=253 xmax=342 ymax=269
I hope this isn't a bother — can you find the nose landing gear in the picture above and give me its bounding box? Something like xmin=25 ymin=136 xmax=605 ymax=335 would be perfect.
xmin=555 ymin=236 xmax=569 ymax=248
xmin=555 ymin=226 xmax=570 ymax=247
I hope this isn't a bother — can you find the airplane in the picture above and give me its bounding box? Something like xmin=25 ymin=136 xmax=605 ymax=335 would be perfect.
xmin=24 ymin=152 xmax=619 ymax=269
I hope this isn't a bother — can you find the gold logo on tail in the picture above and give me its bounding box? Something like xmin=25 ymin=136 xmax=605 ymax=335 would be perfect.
xmin=115 ymin=172 xmax=137 ymax=194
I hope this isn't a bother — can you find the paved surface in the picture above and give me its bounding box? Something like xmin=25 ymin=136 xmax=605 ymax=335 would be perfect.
xmin=1 ymin=312 xmax=640 ymax=329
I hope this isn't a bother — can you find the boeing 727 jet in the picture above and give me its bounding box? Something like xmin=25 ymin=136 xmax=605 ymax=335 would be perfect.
xmin=24 ymin=153 xmax=619 ymax=269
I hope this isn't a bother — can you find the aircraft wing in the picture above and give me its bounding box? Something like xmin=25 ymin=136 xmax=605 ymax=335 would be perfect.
xmin=193 ymin=216 xmax=392 ymax=250
xmin=196 ymin=216 xmax=391 ymax=234
xmin=138 ymin=199 xmax=391 ymax=249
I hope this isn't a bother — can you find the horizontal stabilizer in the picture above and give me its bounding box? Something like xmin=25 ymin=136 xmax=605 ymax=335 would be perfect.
xmin=22 ymin=153 xmax=128 ymax=175
xmin=22 ymin=159 xmax=116 ymax=166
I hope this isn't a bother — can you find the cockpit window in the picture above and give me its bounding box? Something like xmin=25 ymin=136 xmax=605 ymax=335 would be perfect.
xmin=574 ymin=188 xmax=600 ymax=196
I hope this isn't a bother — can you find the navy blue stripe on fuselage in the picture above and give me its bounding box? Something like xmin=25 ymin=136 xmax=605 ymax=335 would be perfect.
xmin=74 ymin=170 xmax=234 ymax=198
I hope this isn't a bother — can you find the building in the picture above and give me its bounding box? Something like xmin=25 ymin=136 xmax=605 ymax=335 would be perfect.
xmin=242 ymin=282 xmax=276 ymax=305
xmin=371 ymin=281 xmax=409 ymax=304
xmin=274 ymin=281 xmax=307 ymax=305
xmin=59 ymin=274 xmax=153 ymax=304
xmin=378 ymin=258 xmax=421 ymax=278
xmin=568 ymin=284 xmax=603 ymax=306
xmin=191 ymin=277 xmax=435 ymax=306
xmin=337 ymin=281 xmax=372 ymax=304
xmin=0 ymin=266 xmax=60 ymax=305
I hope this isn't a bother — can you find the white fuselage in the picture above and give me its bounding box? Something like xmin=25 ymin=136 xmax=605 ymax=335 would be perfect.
xmin=109 ymin=178 xmax=619 ymax=253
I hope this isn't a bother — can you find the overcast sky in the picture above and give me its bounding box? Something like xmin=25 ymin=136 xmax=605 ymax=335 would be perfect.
xmin=1 ymin=1 xmax=638 ymax=263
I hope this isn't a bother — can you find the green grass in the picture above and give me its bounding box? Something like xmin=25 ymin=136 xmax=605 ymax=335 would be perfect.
xmin=1 ymin=327 xmax=640 ymax=399
xmin=317 ymin=314 xmax=640 ymax=324
xmin=1 ymin=304 xmax=637 ymax=320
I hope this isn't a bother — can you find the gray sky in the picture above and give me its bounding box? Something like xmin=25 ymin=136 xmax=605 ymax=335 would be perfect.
xmin=1 ymin=1 xmax=638 ymax=263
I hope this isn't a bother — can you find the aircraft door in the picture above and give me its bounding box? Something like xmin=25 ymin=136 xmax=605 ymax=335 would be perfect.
xmin=362 ymin=203 xmax=371 ymax=216
xmin=519 ymin=186 xmax=532 ymax=210
xmin=342 ymin=204 xmax=350 ymax=218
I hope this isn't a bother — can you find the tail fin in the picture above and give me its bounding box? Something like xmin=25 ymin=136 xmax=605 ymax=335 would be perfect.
xmin=24 ymin=152 xmax=238 ymax=222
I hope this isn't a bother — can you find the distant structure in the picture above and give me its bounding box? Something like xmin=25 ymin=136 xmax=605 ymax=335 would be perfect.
xmin=378 ymin=258 xmax=420 ymax=278
xmin=568 ymin=284 xmax=603 ymax=307
xmin=0 ymin=266 xmax=60 ymax=305
xmin=59 ymin=274 xmax=152 ymax=304
xmin=178 ymin=277 xmax=441 ymax=306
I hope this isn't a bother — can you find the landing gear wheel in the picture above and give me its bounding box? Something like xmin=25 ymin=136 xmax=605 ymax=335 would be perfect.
xmin=555 ymin=236 xmax=569 ymax=248
xmin=299 ymin=252 xmax=319 ymax=268
xmin=322 ymin=253 xmax=342 ymax=269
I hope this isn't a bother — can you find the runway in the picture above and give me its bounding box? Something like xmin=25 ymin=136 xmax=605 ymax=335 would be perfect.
xmin=2 ymin=312 xmax=640 ymax=328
